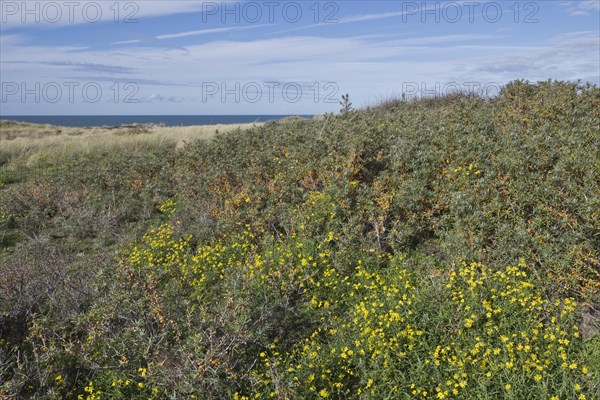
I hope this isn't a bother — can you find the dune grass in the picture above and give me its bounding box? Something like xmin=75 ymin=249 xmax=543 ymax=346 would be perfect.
xmin=0 ymin=120 xmax=261 ymax=165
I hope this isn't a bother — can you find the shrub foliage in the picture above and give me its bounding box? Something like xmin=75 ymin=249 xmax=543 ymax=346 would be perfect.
xmin=0 ymin=80 xmax=599 ymax=399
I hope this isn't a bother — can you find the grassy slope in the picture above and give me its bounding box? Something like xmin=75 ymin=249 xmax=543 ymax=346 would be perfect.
xmin=0 ymin=121 xmax=262 ymax=168
xmin=0 ymin=80 xmax=598 ymax=399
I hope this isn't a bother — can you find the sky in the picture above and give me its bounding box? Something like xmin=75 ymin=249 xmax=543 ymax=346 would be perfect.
xmin=1 ymin=0 xmax=599 ymax=115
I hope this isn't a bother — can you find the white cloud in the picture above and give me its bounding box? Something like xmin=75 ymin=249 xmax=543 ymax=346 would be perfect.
xmin=2 ymin=30 xmax=598 ymax=114
xmin=559 ymin=1 xmax=600 ymax=16
xmin=340 ymin=10 xmax=407 ymax=24
xmin=0 ymin=1 xmax=231 ymax=29
xmin=274 ymin=1 xmax=510 ymax=35
xmin=465 ymin=31 xmax=600 ymax=83
xmin=118 ymin=24 xmax=271 ymax=43
xmin=384 ymin=34 xmax=498 ymax=46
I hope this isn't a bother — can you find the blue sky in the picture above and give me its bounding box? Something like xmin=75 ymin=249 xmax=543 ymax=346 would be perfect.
xmin=1 ymin=0 xmax=599 ymax=115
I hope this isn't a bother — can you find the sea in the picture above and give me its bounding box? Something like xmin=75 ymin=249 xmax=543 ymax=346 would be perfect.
xmin=0 ymin=115 xmax=313 ymax=128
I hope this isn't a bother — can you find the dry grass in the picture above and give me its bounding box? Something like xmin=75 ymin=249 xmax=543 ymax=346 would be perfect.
xmin=0 ymin=120 xmax=262 ymax=165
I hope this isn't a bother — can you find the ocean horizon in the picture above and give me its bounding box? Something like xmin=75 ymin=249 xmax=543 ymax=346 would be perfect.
xmin=0 ymin=115 xmax=314 ymax=128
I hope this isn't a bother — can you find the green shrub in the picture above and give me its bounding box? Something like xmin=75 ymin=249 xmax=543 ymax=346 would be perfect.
xmin=1 ymin=80 xmax=598 ymax=399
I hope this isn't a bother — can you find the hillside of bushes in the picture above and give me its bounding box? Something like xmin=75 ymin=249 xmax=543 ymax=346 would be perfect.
xmin=1 ymin=80 xmax=599 ymax=399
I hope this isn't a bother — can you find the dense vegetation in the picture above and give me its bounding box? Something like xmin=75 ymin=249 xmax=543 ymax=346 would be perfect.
xmin=1 ymin=80 xmax=598 ymax=399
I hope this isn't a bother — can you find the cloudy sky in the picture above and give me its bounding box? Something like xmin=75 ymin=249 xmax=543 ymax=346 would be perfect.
xmin=1 ymin=0 xmax=599 ymax=115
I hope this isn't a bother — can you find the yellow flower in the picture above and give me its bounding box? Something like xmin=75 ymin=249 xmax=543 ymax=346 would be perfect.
xmin=505 ymin=384 xmax=511 ymax=390
xmin=319 ymin=389 xmax=329 ymax=398
xmin=534 ymin=374 xmax=542 ymax=382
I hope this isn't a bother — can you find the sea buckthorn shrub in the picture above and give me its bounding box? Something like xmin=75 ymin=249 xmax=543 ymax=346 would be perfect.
xmin=0 ymin=81 xmax=598 ymax=398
